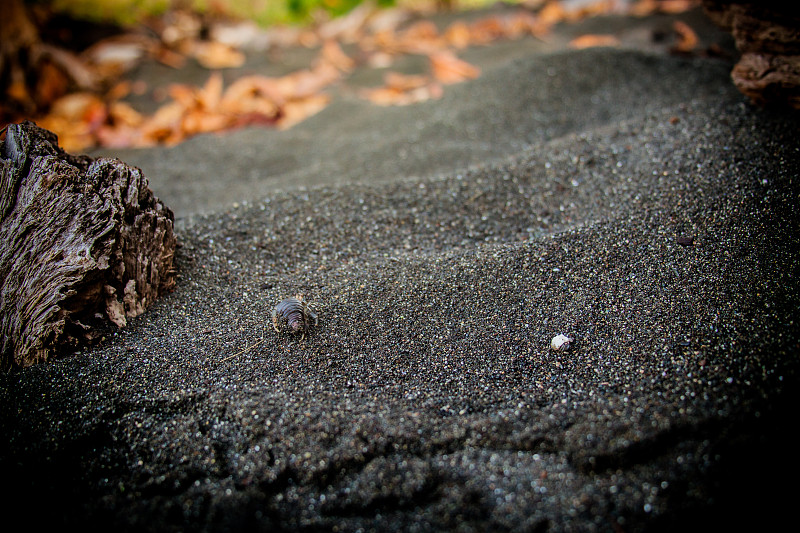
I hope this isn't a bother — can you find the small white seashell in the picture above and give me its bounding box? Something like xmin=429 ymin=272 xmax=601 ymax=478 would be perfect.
xmin=550 ymin=334 xmax=574 ymax=352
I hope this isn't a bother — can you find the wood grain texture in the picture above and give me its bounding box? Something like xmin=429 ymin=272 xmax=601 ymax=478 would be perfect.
xmin=704 ymin=1 xmax=800 ymax=109
xmin=1 ymin=122 xmax=176 ymax=369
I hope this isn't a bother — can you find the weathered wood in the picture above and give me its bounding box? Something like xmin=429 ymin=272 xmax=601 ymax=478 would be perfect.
xmin=703 ymin=1 xmax=800 ymax=109
xmin=1 ymin=121 xmax=177 ymax=369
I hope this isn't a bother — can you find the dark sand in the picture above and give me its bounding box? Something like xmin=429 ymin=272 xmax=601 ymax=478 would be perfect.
xmin=2 ymin=7 xmax=799 ymax=532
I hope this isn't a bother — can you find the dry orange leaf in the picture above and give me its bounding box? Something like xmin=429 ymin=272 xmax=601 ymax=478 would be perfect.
xmin=192 ymin=41 xmax=246 ymax=69
xmin=316 ymin=1 xmax=375 ymax=43
xmin=274 ymin=62 xmax=341 ymax=100
xmin=396 ymin=20 xmax=444 ymax=54
xmin=95 ymin=123 xmax=141 ymax=148
xmin=82 ymin=35 xmax=151 ymax=77
xmin=321 ymin=40 xmax=356 ymax=73
xmin=106 ymin=81 xmax=132 ymax=101
xmin=671 ymin=20 xmax=698 ymax=53
xmin=197 ymin=72 xmax=223 ymax=110
xmin=154 ymin=46 xmax=186 ymax=69
xmin=108 ymin=101 xmax=143 ymax=127
xmin=429 ymin=52 xmax=480 ymax=84
xmin=359 ymin=71 xmax=441 ymax=106
xmin=402 ymin=20 xmax=440 ymax=42
xmin=221 ymin=76 xmax=284 ymax=111
xmin=34 ymin=61 xmax=71 ymax=108
xmin=49 ymin=92 xmax=106 ymax=125
xmin=537 ymin=1 xmax=568 ymax=27
xmin=444 ymin=21 xmax=471 ymax=49
xmin=182 ymin=110 xmax=231 ymax=135
xmin=384 ymin=72 xmax=430 ymax=92
xmin=366 ymin=51 xmax=394 ymax=68
xmin=40 ymin=121 xmax=94 ymax=152
xmin=629 ymin=0 xmax=699 ymax=16
xmin=569 ymin=34 xmax=621 ymax=49
xmin=468 ymin=16 xmax=508 ymax=45
xmin=660 ymin=0 xmax=701 ymax=14
xmin=504 ymin=11 xmax=544 ymax=39
xmin=360 ymin=85 xmax=441 ymax=106
xmin=358 ymin=86 xmax=404 ymax=105
xmin=36 ymin=92 xmax=106 ymax=151
xmin=167 ymin=83 xmax=199 ymax=108
xmin=140 ymin=101 xmax=185 ymax=143
xmin=30 ymin=0 xmax=705 ymax=152
xmin=538 ymin=0 xmax=622 ymax=26
xmin=365 ymin=6 xmax=410 ymax=35
xmin=228 ymin=96 xmax=281 ymax=119
xmin=361 ymin=29 xmax=397 ymax=55
xmin=277 ymin=94 xmax=330 ymax=129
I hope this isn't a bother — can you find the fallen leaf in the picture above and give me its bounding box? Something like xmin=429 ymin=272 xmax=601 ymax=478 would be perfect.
xmin=537 ymin=1 xmax=568 ymax=26
xmin=29 ymin=0 xmax=703 ymax=151
xmin=154 ymin=46 xmax=186 ymax=69
xmin=192 ymin=41 xmax=246 ymax=69
xmin=197 ymin=72 xmax=223 ymax=111
xmin=360 ymin=81 xmax=442 ymax=106
xmin=397 ymin=20 xmax=444 ymax=54
xmin=468 ymin=16 xmax=508 ymax=45
xmin=505 ymin=11 xmax=544 ymax=39
xmin=317 ymin=1 xmax=375 ymax=43
xmin=36 ymin=92 xmax=106 ymax=151
xmin=671 ymin=20 xmax=698 ymax=54
xmin=275 ymin=62 xmax=341 ymax=99
xmin=6 ymin=80 xmax=31 ymax=108
xmin=630 ymin=0 xmax=699 ymax=16
xmin=34 ymin=60 xmax=71 ymax=108
xmin=321 ymin=40 xmax=355 ymax=73
xmin=384 ymin=71 xmax=430 ymax=92
xmin=358 ymin=86 xmax=407 ymax=105
xmin=359 ymin=71 xmax=441 ymax=106
xmin=210 ymin=19 xmax=269 ymax=51
xmin=160 ymin=9 xmax=203 ymax=48
xmin=228 ymin=112 xmax=282 ymax=130
xmin=444 ymin=21 xmax=471 ymax=49
xmin=108 ymin=101 xmax=144 ymax=127
xmin=429 ymin=51 xmax=480 ymax=84
xmin=82 ymin=35 xmax=151 ymax=77
xmin=140 ymin=101 xmax=186 ymax=145
xmin=569 ymin=34 xmax=621 ymax=49
xmin=278 ymin=94 xmax=330 ymax=129
xmin=48 ymin=92 xmax=106 ymax=125
xmin=366 ymin=51 xmax=394 ymax=68
xmin=221 ymin=75 xmax=284 ymax=112
xmin=95 ymin=123 xmax=141 ymax=148
xmin=365 ymin=7 xmax=410 ymax=35
xmin=167 ymin=83 xmax=199 ymax=108
xmin=182 ymin=109 xmax=230 ymax=135
xmin=107 ymin=81 xmax=132 ymax=101
xmin=569 ymin=0 xmax=619 ymax=21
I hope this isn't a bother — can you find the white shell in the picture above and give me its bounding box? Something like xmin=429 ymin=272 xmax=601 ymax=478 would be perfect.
xmin=550 ymin=334 xmax=573 ymax=351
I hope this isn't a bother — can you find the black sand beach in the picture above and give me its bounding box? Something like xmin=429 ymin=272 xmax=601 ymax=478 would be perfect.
xmin=2 ymin=7 xmax=799 ymax=532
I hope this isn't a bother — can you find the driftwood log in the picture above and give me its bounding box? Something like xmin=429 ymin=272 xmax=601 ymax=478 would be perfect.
xmin=703 ymin=1 xmax=800 ymax=109
xmin=1 ymin=121 xmax=176 ymax=369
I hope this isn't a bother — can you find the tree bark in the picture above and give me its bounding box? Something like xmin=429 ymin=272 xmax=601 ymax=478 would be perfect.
xmin=1 ymin=122 xmax=177 ymax=369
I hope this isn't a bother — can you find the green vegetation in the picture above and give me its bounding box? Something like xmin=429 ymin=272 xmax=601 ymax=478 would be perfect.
xmin=49 ymin=0 xmax=502 ymax=27
xmin=51 ymin=0 xmax=172 ymax=26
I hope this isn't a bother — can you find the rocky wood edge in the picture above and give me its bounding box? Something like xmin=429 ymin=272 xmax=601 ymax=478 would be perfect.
xmin=0 ymin=121 xmax=177 ymax=369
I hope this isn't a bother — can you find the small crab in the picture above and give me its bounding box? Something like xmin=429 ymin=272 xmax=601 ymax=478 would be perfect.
xmin=272 ymin=294 xmax=318 ymax=340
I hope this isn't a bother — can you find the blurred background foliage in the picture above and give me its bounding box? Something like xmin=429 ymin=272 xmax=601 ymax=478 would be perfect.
xmin=48 ymin=0 xmax=517 ymax=26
